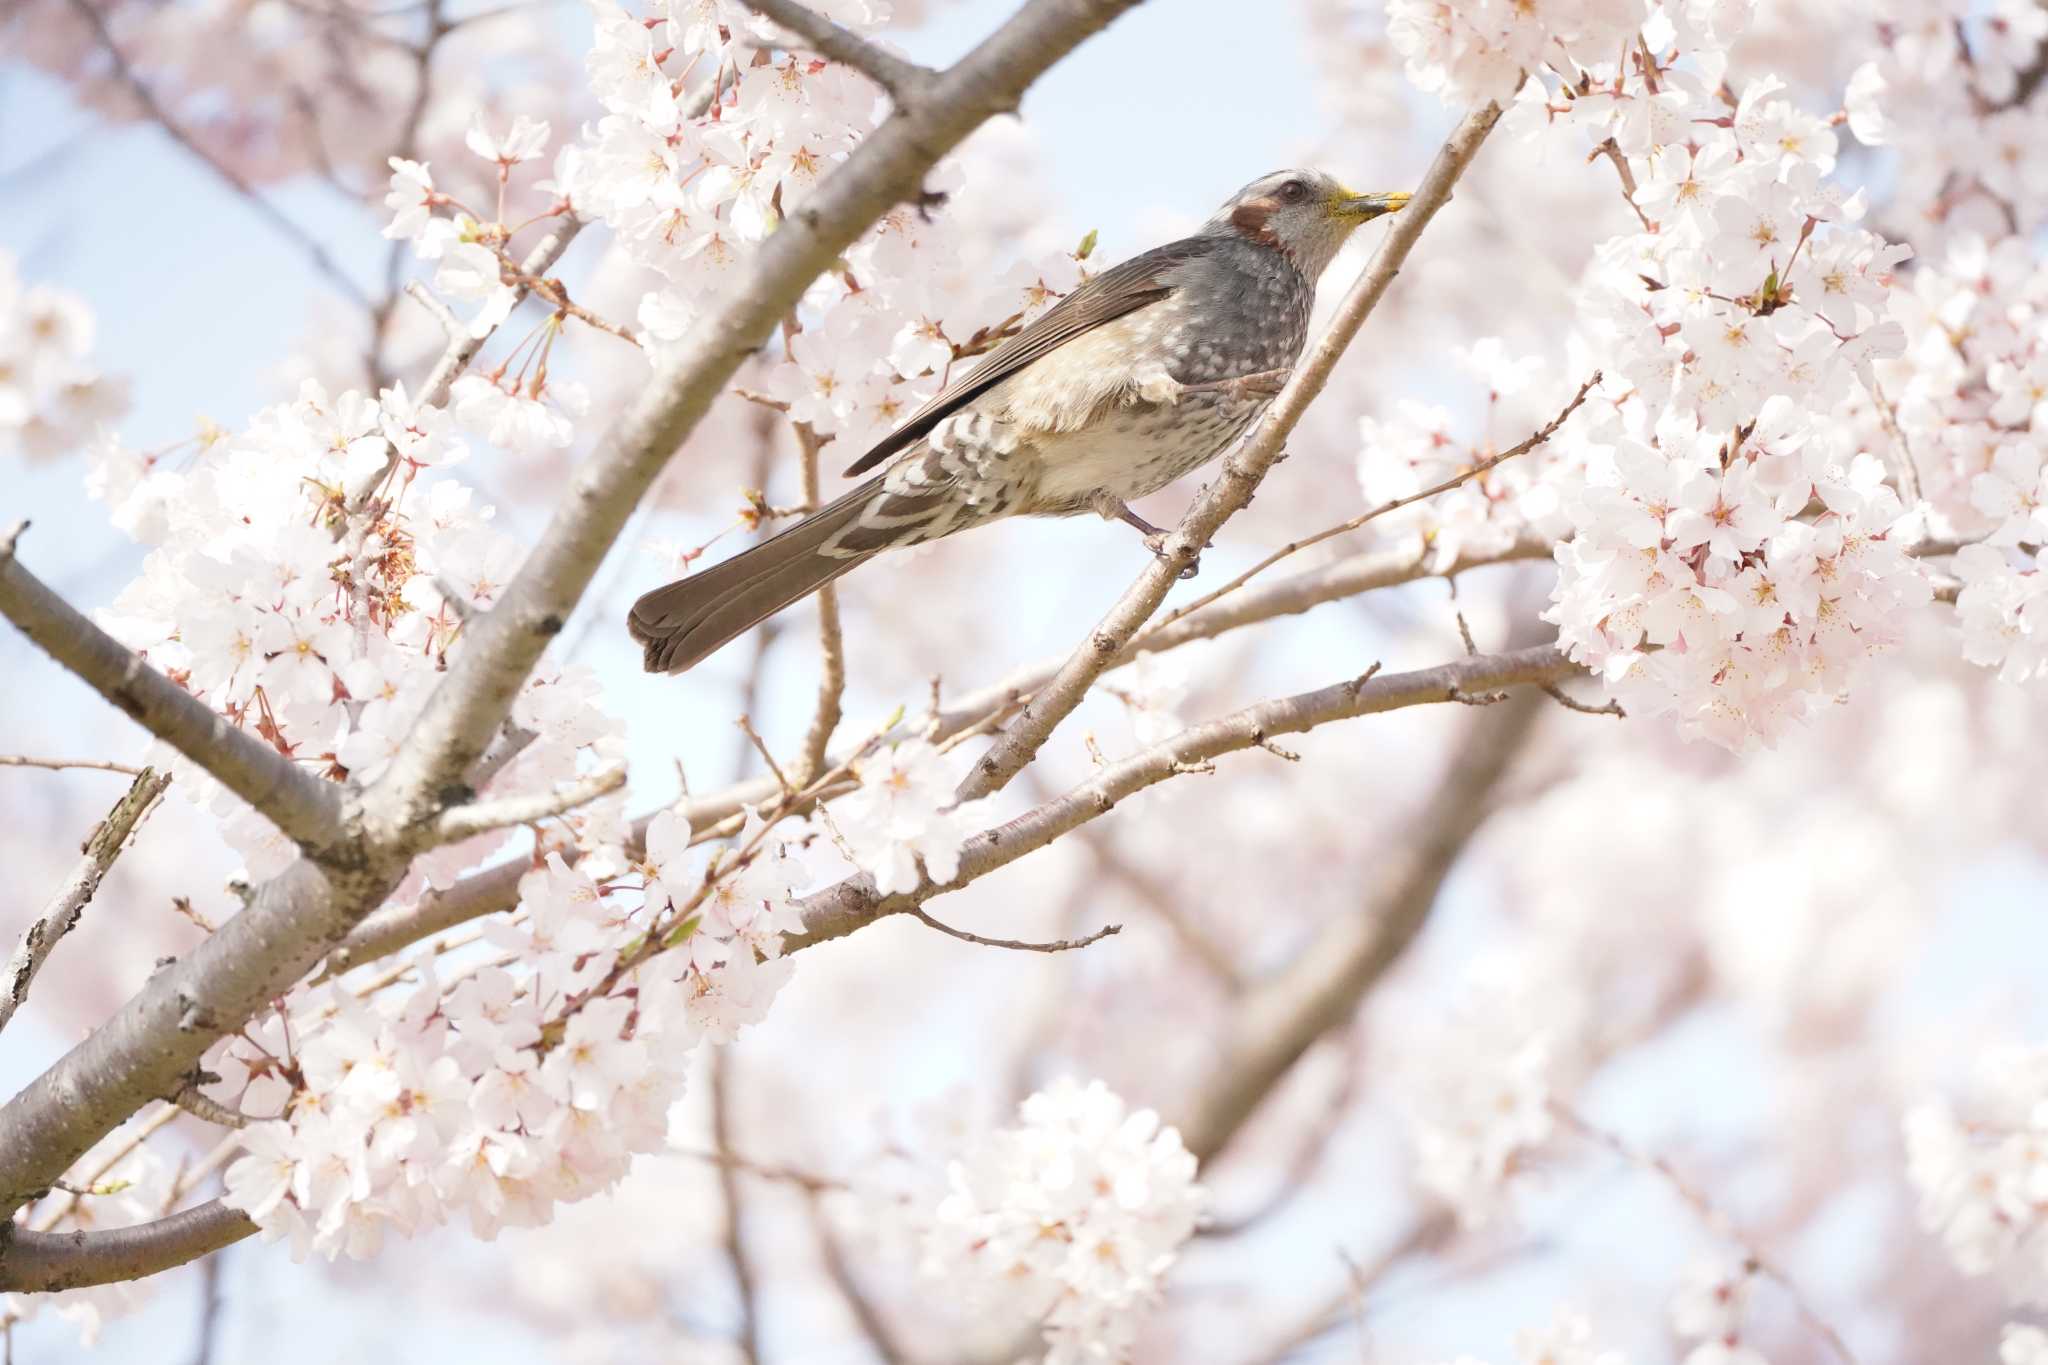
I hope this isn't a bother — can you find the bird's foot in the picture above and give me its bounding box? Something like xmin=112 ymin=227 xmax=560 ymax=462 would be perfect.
xmin=1182 ymin=368 xmax=1291 ymax=403
xmin=1141 ymin=531 xmax=1201 ymax=580
xmin=1094 ymin=493 xmax=1166 ymax=538
xmin=1092 ymin=494 xmax=1201 ymax=577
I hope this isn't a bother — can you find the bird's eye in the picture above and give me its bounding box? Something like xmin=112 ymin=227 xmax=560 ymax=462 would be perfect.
xmin=1277 ymin=179 xmax=1309 ymax=204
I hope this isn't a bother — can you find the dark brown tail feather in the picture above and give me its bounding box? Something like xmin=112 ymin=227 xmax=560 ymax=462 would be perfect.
xmin=628 ymin=477 xmax=884 ymax=674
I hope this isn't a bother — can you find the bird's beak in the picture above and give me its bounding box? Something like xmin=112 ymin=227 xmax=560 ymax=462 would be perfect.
xmin=1332 ymin=191 xmax=1412 ymax=222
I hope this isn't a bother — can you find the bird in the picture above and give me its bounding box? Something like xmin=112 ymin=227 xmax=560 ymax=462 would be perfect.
xmin=628 ymin=169 xmax=1411 ymax=674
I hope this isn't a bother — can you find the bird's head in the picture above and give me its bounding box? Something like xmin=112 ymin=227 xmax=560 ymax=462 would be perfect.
xmin=1205 ymin=169 xmax=1410 ymax=276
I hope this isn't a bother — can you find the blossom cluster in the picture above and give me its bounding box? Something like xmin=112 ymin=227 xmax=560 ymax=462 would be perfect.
xmin=380 ymin=114 xmax=598 ymax=460
xmin=0 ymin=250 xmax=126 ymax=460
xmin=1881 ymin=239 xmax=2048 ymax=682
xmin=829 ymin=736 xmax=995 ymax=895
xmin=1400 ymin=955 xmax=1588 ymax=1226
xmin=1356 ymin=337 xmax=1576 ymax=570
xmin=1904 ymin=1041 xmax=2048 ymax=1307
xmin=1386 ymin=0 xmax=1929 ymax=748
xmin=1383 ymin=0 xmax=1638 ymax=108
xmin=88 ymin=379 xmax=617 ymax=884
xmin=919 ymin=1078 xmax=1205 ymax=1365
xmin=217 ymin=809 xmax=811 ymax=1258
xmin=1839 ymin=0 xmax=2048 ymax=246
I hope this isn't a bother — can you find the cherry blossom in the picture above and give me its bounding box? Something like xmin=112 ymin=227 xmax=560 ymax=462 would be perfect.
xmin=833 ymin=738 xmax=996 ymax=895
xmin=0 ymin=250 xmax=127 ymax=460
xmin=920 ymin=1078 xmax=1205 ymax=1365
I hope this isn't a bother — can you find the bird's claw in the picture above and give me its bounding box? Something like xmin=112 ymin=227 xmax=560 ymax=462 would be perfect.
xmin=1183 ymin=369 xmax=1291 ymax=403
xmin=1225 ymin=369 xmax=1288 ymax=401
xmin=1142 ymin=532 xmax=1201 ymax=579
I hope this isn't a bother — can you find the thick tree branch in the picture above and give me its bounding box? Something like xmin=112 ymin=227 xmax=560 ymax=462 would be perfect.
xmin=0 ymin=767 xmax=171 ymax=1035
xmin=787 ymin=642 xmax=1570 ymax=951
xmin=952 ymin=98 xmax=1507 ymax=803
xmin=741 ymin=0 xmax=937 ymax=102
xmin=0 ymin=853 xmax=405 ymax=1220
xmin=0 ymin=1200 xmax=252 ymax=1293
xmin=368 ymin=0 xmax=1147 ymax=841
xmin=0 ymin=527 xmax=343 ymax=852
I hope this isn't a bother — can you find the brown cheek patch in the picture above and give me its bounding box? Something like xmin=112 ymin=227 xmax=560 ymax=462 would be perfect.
xmin=1230 ymin=198 xmax=1282 ymax=248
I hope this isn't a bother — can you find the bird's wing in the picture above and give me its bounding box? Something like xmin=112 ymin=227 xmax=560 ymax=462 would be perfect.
xmin=839 ymin=236 xmax=1217 ymax=478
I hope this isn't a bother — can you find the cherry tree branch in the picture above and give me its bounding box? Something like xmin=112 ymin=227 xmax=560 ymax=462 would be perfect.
xmin=903 ymin=906 xmax=1121 ymax=953
xmin=319 ymin=539 xmax=1556 ymax=976
xmin=787 ymin=642 xmax=1571 ymax=951
xmin=793 ymin=423 xmax=846 ymax=785
xmin=0 ymin=767 xmax=171 ymax=1036
xmin=741 ymin=0 xmax=937 ymax=103
xmin=0 ymin=1200 xmax=251 ymax=1293
xmin=415 ymin=218 xmax=586 ymax=414
xmin=428 ymin=764 xmax=626 ymax=845
xmin=953 ymin=97 xmax=1507 ymax=804
xmin=0 ymin=525 xmax=343 ymax=852
xmin=0 ymin=756 xmax=145 ymax=776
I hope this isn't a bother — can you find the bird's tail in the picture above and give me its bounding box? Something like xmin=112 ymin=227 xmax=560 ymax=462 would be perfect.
xmin=628 ymin=476 xmax=885 ymax=674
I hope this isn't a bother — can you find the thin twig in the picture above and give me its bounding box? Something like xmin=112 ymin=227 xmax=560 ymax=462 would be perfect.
xmin=0 ymin=756 xmax=145 ymax=776
xmin=1555 ymin=1107 xmax=1860 ymax=1365
xmin=191 ymin=1242 xmax=225 ymax=1365
xmin=1141 ymin=370 xmax=1599 ymax=644
xmin=403 ymin=281 xmax=464 ymax=340
xmin=1 ymin=768 xmax=171 ymax=1034
xmin=793 ymin=422 xmax=845 ymax=785
xmin=807 ymin=1188 xmax=911 ymax=1365
xmin=709 ymin=1051 xmax=762 ymax=1365
xmin=735 ymin=715 xmax=796 ymax=798
xmin=1540 ymin=682 xmax=1625 ymax=717
xmin=495 ymin=259 xmax=641 ymax=346
xmin=1588 ymin=137 xmax=1656 ymax=231
xmin=903 ymin=906 xmax=1121 ymax=954
xmin=430 ymin=765 xmax=626 ymax=845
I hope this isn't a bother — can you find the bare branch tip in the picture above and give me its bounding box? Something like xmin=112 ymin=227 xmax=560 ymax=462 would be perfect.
xmin=905 ymin=906 xmax=1121 ymax=954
